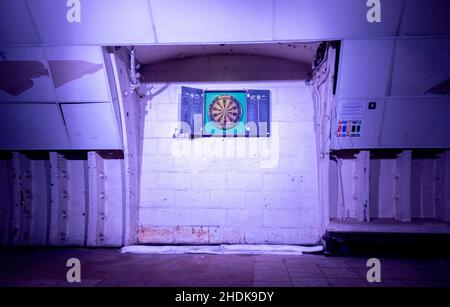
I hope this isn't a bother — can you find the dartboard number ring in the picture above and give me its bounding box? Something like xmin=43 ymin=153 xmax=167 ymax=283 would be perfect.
xmin=208 ymin=95 xmax=243 ymax=130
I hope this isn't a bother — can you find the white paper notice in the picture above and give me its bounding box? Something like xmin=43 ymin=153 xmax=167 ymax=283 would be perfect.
xmin=337 ymin=101 xmax=366 ymax=119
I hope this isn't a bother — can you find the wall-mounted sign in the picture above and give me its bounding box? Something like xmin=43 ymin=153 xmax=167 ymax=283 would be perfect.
xmin=337 ymin=120 xmax=362 ymax=138
xmin=337 ymin=101 xmax=366 ymax=119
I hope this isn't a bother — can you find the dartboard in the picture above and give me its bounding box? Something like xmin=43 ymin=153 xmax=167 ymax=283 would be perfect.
xmin=208 ymin=95 xmax=243 ymax=130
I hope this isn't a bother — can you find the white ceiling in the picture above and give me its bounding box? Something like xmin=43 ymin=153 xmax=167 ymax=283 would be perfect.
xmin=2 ymin=1 xmax=449 ymax=46
xmin=134 ymin=42 xmax=320 ymax=65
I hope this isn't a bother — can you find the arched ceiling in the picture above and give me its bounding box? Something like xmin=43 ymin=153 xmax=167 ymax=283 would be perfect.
xmin=134 ymin=42 xmax=320 ymax=65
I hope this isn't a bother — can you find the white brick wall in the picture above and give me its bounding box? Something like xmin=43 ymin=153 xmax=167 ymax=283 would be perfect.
xmin=138 ymin=55 xmax=320 ymax=245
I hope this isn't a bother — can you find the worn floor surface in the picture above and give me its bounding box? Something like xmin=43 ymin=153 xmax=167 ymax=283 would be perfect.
xmin=0 ymin=248 xmax=449 ymax=287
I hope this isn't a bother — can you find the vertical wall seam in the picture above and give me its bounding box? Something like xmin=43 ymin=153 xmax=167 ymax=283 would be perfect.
xmin=22 ymin=0 xmax=42 ymax=45
xmin=147 ymin=0 xmax=159 ymax=43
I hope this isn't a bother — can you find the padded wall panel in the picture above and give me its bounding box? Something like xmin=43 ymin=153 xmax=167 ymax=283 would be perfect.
xmin=26 ymin=0 xmax=155 ymax=45
xmin=2 ymin=0 xmax=450 ymax=46
xmin=337 ymin=39 xmax=395 ymax=99
xmin=150 ymin=0 xmax=273 ymax=43
xmin=274 ymin=0 xmax=403 ymax=40
xmin=45 ymin=46 xmax=110 ymax=102
xmin=0 ymin=103 xmax=70 ymax=149
xmin=0 ymin=48 xmax=56 ymax=102
xmin=0 ymin=0 xmax=40 ymax=45
xmin=379 ymin=97 xmax=450 ymax=148
xmin=334 ymin=38 xmax=450 ymax=149
xmin=61 ymin=103 xmax=122 ymax=149
xmin=399 ymin=0 xmax=450 ymax=36
xmin=391 ymin=38 xmax=450 ymax=96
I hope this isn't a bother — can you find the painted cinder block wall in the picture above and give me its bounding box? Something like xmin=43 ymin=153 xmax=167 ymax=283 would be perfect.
xmin=138 ymin=55 xmax=321 ymax=245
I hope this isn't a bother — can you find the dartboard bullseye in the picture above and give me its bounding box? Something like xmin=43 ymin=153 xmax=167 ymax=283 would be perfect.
xmin=208 ymin=95 xmax=243 ymax=130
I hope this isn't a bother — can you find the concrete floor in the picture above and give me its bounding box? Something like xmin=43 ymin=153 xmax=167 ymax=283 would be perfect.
xmin=1 ymin=248 xmax=450 ymax=287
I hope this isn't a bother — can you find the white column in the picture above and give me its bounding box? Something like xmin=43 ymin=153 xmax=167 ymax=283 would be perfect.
xmin=354 ymin=151 xmax=370 ymax=222
xmin=394 ymin=150 xmax=412 ymax=222
xmin=87 ymin=152 xmax=106 ymax=246
xmin=49 ymin=152 xmax=69 ymax=245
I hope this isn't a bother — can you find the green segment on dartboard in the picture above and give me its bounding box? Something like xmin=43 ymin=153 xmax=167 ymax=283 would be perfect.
xmin=204 ymin=91 xmax=247 ymax=136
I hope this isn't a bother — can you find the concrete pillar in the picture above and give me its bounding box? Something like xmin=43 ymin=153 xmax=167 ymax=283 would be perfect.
xmin=87 ymin=152 xmax=106 ymax=246
xmin=394 ymin=150 xmax=412 ymax=222
xmin=354 ymin=151 xmax=370 ymax=222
